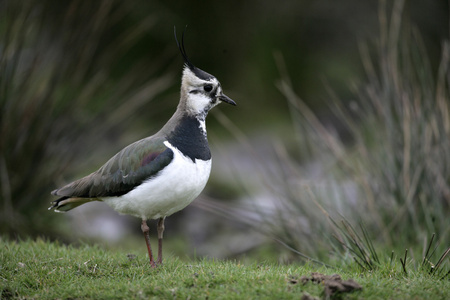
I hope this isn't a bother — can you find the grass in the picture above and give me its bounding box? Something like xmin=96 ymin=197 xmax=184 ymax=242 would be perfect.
xmin=1 ymin=238 xmax=449 ymax=299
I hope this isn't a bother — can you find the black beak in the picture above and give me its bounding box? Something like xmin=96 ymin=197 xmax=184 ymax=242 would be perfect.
xmin=218 ymin=94 xmax=237 ymax=106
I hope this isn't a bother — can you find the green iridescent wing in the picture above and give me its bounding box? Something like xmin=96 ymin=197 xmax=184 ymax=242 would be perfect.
xmin=52 ymin=136 xmax=174 ymax=198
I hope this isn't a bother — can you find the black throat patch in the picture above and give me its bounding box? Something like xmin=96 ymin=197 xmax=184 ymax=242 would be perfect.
xmin=167 ymin=115 xmax=211 ymax=162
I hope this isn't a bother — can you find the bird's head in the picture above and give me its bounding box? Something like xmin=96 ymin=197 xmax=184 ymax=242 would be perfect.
xmin=175 ymin=28 xmax=236 ymax=118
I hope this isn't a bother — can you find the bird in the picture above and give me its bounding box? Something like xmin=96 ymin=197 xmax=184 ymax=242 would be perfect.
xmin=49 ymin=28 xmax=236 ymax=267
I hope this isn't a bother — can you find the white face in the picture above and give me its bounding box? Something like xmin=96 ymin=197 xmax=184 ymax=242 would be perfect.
xmin=181 ymin=67 xmax=223 ymax=116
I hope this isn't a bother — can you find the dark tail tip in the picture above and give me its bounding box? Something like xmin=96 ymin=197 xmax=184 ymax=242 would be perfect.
xmin=48 ymin=196 xmax=66 ymax=211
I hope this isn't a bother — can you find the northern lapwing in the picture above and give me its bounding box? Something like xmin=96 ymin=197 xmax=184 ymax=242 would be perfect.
xmin=49 ymin=29 xmax=236 ymax=267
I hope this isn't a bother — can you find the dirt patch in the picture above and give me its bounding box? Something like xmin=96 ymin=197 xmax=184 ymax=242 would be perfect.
xmin=289 ymin=272 xmax=362 ymax=299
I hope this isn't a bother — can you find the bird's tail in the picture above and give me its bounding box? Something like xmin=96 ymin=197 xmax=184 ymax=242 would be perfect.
xmin=49 ymin=196 xmax=96 ymax=212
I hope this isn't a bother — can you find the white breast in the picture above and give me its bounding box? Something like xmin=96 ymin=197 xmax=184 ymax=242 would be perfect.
xmin=102 ymin=141 xmax=212 ymax=220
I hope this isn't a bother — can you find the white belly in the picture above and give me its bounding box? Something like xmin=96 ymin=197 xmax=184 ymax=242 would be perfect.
xmin=102 ymin=141 xmax=211 ymax=220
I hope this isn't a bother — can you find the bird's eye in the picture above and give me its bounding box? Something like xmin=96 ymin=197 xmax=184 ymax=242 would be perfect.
xmin=203 ymin=84 xmax=213 ymax=92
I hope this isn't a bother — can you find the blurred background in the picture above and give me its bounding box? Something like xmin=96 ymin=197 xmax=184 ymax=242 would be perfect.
xmin=1 ymin=0 xmax=449 ymax=263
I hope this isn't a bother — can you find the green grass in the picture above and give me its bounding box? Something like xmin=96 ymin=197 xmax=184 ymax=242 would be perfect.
xmin=1 ymin=238 xmax=448 ymax=299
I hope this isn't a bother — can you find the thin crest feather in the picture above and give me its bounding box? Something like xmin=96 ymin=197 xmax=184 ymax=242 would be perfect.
xmin=174 ymin=26 xmax=194 ymax=70
xmin=173 ymin=26 xmax=215 ymax=82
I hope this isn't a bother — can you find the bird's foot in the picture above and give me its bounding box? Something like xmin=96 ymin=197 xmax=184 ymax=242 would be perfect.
xmin=156 ymin=257 xmax=163 ymax=266
xmin=149 ymin=260 xmax=158 ymax=268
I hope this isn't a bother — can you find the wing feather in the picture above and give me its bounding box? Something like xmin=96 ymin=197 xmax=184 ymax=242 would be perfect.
xmin=52 ymin=137 xmax=173 ymax=198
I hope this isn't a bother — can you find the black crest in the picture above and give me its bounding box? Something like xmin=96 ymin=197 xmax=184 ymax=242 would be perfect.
xmin=174 ymin=26 xmax=214 ymax=81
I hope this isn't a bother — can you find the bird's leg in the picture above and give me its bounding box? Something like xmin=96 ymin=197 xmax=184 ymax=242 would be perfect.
xmin=141 ymin=219 xmax=157 ymax=268
xmin=156 ymin=217 xmax=165 ymax=265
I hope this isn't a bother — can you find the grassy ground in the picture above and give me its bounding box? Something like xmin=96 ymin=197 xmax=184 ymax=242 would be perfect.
xmin=1 ymin=238 xmax=448 ymax=299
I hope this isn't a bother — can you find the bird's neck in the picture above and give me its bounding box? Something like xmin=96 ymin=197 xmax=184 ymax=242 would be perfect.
xmin=163 ymin=112 xmax=211 ymax=162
